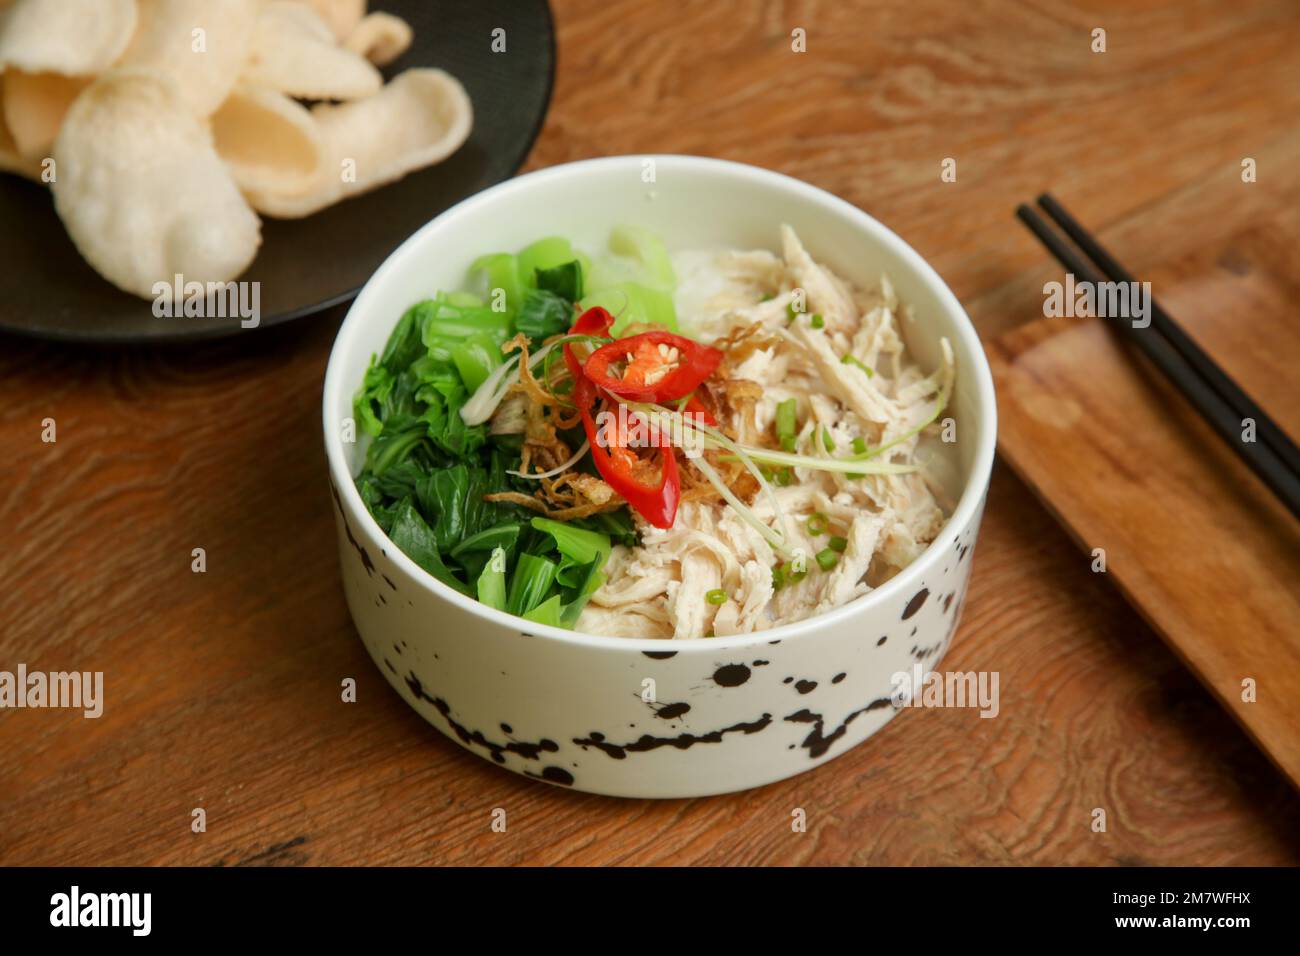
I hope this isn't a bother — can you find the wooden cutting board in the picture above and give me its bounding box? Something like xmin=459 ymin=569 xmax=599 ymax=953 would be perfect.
xmin=988 ymin=209 xmax=1300 ymax=789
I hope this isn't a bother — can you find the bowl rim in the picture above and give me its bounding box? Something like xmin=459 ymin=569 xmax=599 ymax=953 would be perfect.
xmin=323 ymin=154 xmax=998 ymax=654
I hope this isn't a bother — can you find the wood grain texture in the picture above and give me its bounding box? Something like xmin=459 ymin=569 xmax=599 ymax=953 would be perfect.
xmin=2 ymin=0 xmax=1299 ymax=865
xmin=988 ymin=199 xmax=1300 ymax=786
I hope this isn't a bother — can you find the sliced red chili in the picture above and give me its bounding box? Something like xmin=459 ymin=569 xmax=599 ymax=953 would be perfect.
xmin=563 ymin=306 xmax=615 ymax=383
xmin=583 ymin=331 xmax=723 ymax=404
xmin=572 ymin=373 xmax=679 ymax=528
xmin=681 ymin=393 xmax=717 ymax=427
xmin=561 ymin=308 xmax=684 ymax=528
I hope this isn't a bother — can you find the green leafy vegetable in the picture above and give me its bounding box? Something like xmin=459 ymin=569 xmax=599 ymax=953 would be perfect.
xmin=511 ymin=257 xmax=586 ymax=345
xmin=578 ymin=282 xmax=677 ymax=336
xmin=470 ymin=253 xmax=524 ymax=318
xmin=451 ymin=523 xmax=521 ymax=558
xmin=558 ymin=557 xmax=605 ymax=627
xmin=530 ymin=516 xmax=612 ymax=590
xmin=534 ymin=259 xmax=584 ymax=303
xmin=418 ymin=296 xmax=513 ymax=346
xmin=352 ymin=234 xmax=647 ymax=630
xmin=573 ymin=508 xmax=638 ymax=548
xmin=521 ymin=593 xmax=564 ymax=625
xmin=608 ymin=224 xmax=675 ymax=289
xmin=476 ymin=547 xmax=508 ymax=610
xmin=507 ymin=553 xmax=558 ymax=616
xmin=518 ymin=237 xmax=578 ymax=283
xmin=379 ymin=305 xmax=427 ymax=374
xmin=449 ymin=334 xmax=503 ymax=393
xmin=389 ymin=499 xmax=470 ymax=596
xmin=354 ymin=360 xmax=394 ymax=437
xmin=515 ymin=289 xmax=573 ymax=344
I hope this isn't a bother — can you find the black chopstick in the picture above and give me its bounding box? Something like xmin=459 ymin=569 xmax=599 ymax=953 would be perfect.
xmin=1035 ymin=193 xmax=1300 ymax=477
xmin=1015 ymin=202 xmax=1300 ymax=520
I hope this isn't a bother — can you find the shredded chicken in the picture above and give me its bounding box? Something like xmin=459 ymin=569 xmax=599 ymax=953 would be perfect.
xmin=574 ymin=226 xmax=955 ymax=640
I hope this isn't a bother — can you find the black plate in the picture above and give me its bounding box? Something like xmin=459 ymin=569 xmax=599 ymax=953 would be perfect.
xmin=0 ymin=0 xmax=555 ymax=343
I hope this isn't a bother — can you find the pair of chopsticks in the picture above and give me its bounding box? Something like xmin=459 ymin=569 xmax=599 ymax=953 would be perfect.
xmin=1016 ymin=194 xmax=1300 ymax=520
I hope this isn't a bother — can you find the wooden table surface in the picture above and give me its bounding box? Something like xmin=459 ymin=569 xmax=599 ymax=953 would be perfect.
xmin=2 ymin=0 xmax=1298 ymax=866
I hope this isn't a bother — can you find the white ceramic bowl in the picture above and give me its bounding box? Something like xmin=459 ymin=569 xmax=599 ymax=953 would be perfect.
xmin=323 ymin=156 xmax=997 ymax=798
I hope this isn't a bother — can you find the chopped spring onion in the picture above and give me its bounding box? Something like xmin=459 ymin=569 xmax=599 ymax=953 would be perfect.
xmin=806 ymin=512 xmax=828 ymax=535
xmin=705 ymin=588 xmax=728 ymax=605
xmin=774 ymin=564 xmax=806 ymax=587
xmin=816 ymin=547 xmax=838 ymax=571
xmin=821 ymin=427 xmax=835 ymax=452
xmin=828 ymin=535 xmax=848 ymax=553
xmin=775 ymin=398 xmax=798 ymax=452
xmin=841 ymin=354 xmax=874 ymax=377
xmin=810 ymin=313 xmax=824 ymax=329
xmin=845 ymin=436 xmax=868 ymax=479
